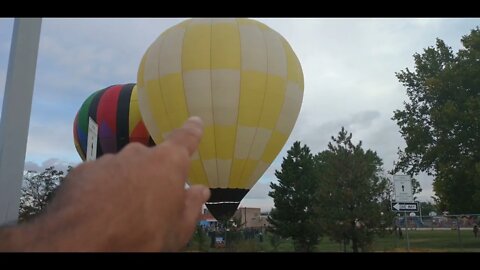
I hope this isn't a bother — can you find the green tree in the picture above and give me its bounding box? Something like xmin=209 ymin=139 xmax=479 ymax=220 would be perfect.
xmin=190 ymin=225 xmax=209 ymax=251
xmin=411 ymin=177 xmax=422 ymax=199
xmin=419 ymin=201 xmax=439 ymax=216
xmin=19 ymin=166 xmax=69 ymax=222
xmin=392 ymin=27 xmax=480 ymax=213
xmin=268 ymin=141 xmax=321 ymax=252
xmin=315 ymin=128 xmax=392 ymax=252
xmin=268 ymin=232 xmax=282 ymax=251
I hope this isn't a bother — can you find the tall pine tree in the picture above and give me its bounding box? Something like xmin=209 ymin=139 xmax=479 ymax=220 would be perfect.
xmin=315 ymin=128 xmax=392 ymax=252
xmin=268 ymin=141 xmax=321 ymax=252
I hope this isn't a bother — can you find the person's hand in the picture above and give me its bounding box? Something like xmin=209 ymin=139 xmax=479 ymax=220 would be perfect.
xmin=2 ymin=116 xmax=209 ymax=252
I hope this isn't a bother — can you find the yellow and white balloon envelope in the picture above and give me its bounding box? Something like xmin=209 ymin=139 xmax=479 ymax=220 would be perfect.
xmin=137 ymin=18 xmax=304 ymax=221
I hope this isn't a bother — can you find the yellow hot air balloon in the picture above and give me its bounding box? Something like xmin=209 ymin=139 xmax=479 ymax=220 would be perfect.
xmin=137 ymin=18 xmax=303 ymax=221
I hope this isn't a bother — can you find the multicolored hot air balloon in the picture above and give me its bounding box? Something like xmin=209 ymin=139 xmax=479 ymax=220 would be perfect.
xmin=137 ymin=18 xmax=304 ymax=221
xmin=73 ymin=83 xmax=155 ymax=160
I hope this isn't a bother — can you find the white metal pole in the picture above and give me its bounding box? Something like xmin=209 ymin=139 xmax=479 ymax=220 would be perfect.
xmin=404 ymin=211 xmax=410 ymax=252
xmin=419 ymin=201 xmax=423 ymax=224
xmin=0 ymin=18 xmax=42 ymax=226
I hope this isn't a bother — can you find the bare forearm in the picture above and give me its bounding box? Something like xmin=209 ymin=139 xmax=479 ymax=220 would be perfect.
xmin=0 ymin=213 xmax=78 ymax=252
xmin=0 ymin=208 xmax=169 ymax=252
xmin=0 ymin=117 xmax=207 ymax=252
xmin=0 ymin=223 xmax=37 ymax=251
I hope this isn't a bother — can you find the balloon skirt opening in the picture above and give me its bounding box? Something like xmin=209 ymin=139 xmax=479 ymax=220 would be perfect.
xmin=206 ymin=188 xmax=249 ymax=221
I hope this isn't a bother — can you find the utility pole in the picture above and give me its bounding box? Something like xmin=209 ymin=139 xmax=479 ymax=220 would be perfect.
xmin=0 ymin=18 xmax=42 ymax=225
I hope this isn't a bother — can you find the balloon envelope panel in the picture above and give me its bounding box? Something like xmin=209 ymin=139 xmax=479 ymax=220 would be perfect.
xmin=73 ymin=83 xmax=155 ymax=160
xmin=137 ymin=19 xmax=303 ymax=220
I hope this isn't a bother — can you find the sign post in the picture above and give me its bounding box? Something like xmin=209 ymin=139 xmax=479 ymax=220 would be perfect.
xmin=404 ymin=211 xmax=410 ymax=252
xmin=392 ymin=175 xmax=415 ymax=252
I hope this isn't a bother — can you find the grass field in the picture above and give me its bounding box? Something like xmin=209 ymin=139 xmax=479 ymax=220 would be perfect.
xmin=187 ymin=229 xmax=480 ymax=252
xmin=371 ymin=229 xmax=480 ymax=252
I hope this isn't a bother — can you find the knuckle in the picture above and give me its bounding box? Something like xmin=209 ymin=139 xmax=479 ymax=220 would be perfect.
xmin=181 ymin=126 xmax=201 ymax=139
xmin=165 ymin=142 xmax=189 ymax=164
xmin=154 ymin=141 xmax=190 ymax=170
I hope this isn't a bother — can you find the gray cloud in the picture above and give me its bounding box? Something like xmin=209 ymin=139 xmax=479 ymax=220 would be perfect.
xmin=245 ymin=182 xmax=272 ymax=199
xmin=24 ymin=158 xmax=77 ymax=173
xmin=25 ymin=119 xmax=83 ymax=164
xmin=24 ymin=161 xmax=42 ymax=172
xmin=301 ymin=110 xmax=381 ymax=144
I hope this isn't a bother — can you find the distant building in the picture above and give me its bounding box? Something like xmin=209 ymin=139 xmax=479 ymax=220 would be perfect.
xmin=233 ymin=207 xmax=269 ymax=229
xmin=198 ymin=207 xmax=270 ymax=230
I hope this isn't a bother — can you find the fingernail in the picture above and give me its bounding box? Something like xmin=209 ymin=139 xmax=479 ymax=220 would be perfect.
xmin=202 ymin=187 xmax=211 ymax=201
xmin=185 ymin=116 xmax=203 ymax=128
xmin=183 ymin=116 xmax=204 ymax=137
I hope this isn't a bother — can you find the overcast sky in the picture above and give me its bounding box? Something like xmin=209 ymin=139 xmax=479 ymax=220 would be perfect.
xmin=1 ymin=18 xmax=479 ymax=211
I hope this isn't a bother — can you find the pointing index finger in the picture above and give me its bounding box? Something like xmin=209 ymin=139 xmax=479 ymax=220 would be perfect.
xmin=166 ymin=116 xmax=204 ymax=156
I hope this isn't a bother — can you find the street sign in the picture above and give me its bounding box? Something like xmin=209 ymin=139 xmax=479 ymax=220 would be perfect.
xmin=393 ymin=175 xmax=413 ymax=202
xmin=391 ymin=201 xmax=418 ymax=212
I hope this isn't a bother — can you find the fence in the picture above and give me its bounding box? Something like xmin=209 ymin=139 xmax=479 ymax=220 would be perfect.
xmin=395 ymin=214 xmax=479 ymax=229
xmin=386 ymin=214 xmax=480 ymax=252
